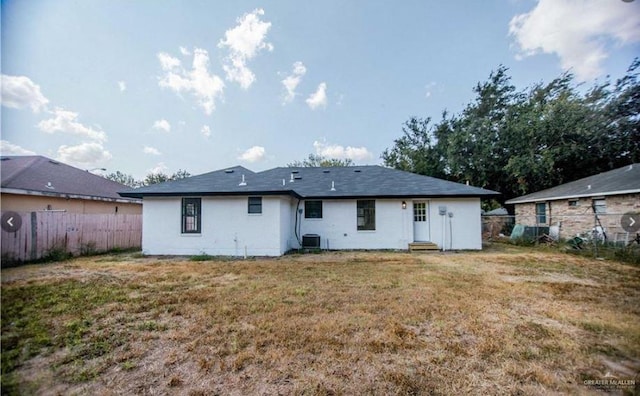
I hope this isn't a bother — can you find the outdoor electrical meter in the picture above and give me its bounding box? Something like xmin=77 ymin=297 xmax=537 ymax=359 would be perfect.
xmin=439 ymin=206 xmax=447 ymax=216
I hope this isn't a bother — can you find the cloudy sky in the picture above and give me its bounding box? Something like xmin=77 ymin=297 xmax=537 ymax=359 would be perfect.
xmin=2 ymin=0 xmax=639 ymax=178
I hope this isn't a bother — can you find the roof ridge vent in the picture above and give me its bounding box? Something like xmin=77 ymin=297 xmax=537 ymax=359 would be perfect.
xmin=239 ymin=174 xmax=247 ymax=186
xmin=225 ymin=169 xmax=235 ymax=174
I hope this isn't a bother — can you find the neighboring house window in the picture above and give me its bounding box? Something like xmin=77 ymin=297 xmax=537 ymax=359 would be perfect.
xmin=305 ymin=200 xmax=323 ymax=219
xmin=536 ymin=203 xmax=546 ymax=224
xmin=593 ymin=199 xmax=606 ymax=214
xmin=357 ymin=200 xmax=376 ymax=231
xmin=182 ymin=198 xmax=201 ymax=234
xmin=568 ymin=200 xmax=578 ymax=207
xmin=248 ymin=197 xmax=262 ymax=214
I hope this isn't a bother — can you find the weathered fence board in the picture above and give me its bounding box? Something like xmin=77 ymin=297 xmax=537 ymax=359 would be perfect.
xmin=1 ymin=211 xmax=142 ymax=264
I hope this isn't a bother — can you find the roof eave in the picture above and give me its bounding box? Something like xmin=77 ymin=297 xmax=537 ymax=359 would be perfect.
xmin=119 ymin=190 xmax=302 ymax=199
xmin=2 ymin=187 xmax=142 ymax=204
xmin=505 ymin=188 xmax=640 ymax=204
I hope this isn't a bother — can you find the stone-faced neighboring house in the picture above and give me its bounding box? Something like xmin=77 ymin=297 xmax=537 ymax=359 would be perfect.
xmin=1 ymin=155 xmax=141 ymax=214
xmin=119 ymin=165 xmax=499 ymax=256
xmin=505 ymin=164 xmax=640 ymax=239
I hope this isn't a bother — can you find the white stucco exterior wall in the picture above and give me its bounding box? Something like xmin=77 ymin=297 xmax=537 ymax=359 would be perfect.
xmin=428 ymin=198 xmax=482 ymax=250
xmin=295 ymin=199 xmax=412 ymax=250
xmin=296 ymin=197 xmax=482 ymax=251
xmin=141 ymin=195 xmax=483 ymax=256
xmin=142 ymin=196 xmax=289 ymax=256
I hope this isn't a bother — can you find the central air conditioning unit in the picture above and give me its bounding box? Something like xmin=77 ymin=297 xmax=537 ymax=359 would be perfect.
xmin=302 ymin=234 xmax=321 ymax=249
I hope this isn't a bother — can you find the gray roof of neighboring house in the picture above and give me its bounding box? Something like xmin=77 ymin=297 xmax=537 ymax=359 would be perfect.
xmin=1 ymin=155 xmax=140 ymax=203
xmin=505 ymin=164 xmax=640 ymax=205
xmin=119 ymin=165 xmax=499 ymax=199
xmin=483 ymin=207 xmax=508 ymax=216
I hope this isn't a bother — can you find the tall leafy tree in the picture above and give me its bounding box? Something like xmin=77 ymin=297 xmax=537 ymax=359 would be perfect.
xmin=383 ymin=59 xmax=640 ymax=203
xmin=381 ymin=115 xmax=450 ymax=180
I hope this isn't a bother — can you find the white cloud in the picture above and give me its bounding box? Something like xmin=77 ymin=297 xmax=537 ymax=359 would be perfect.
xmin=313 ymin=140 xmax=373 ymax=162
xmin=56 ymin=142 xmax=112 ymax=167
xmin=118 ymin=81 xmax=127 ymax=92
xmin=1 ymin=74 xmax=49 ymax=112
xmin=0 ymin=140 xmax=36 ymax=155
xmin=158 ymin=52 xmax=181 ymax=70
xmin=509 ymin=0 xmax=640 ymax=81
xmin=201 ymin=125 xmax=212 ymax=138
xmin=218 ymin=8 xmax=273 ymax=89
xmin=152 ymin=119 xmax=171 ymax=132
xmin=143 ymin=146 xmax=162 ymax=155
xmin=179 ymin=46 xmax=191 ymax=56
xmin=238 ymin=145 xmax=266 ymax=163
xmin=37 ymin=108 xmax=107 ymax=142
xmin=306 ymin=82 xmax=328 ymax=110
xmin=281 ymin=61 xmax=307 ymax=104
xmin=148 ymin=162 xmax=168 ymax=174
xmin=158 ymin=48 xmax=225 ymax=115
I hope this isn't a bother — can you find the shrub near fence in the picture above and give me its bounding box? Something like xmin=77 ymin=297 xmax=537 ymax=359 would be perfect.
xmin=1 ymin=211 xmax=142 ymax=264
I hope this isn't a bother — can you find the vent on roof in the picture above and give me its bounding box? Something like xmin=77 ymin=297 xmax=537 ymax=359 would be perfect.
xmin=291 ymin=170 xmax=300 ymax=174
xmin=239 ymin=174 xmax=247 ymax=186
xmin=323 ymin=170 xmax=330 ymax=173
xmin=49 ymin=160 xmax=60 ymax=165
xmin=294 ymin=175 xmax=302 ymax=180
xmin=225 ymin=169 xmax=235 ymax=174
xmin=330 ymin=181 xmax=336 ymax=191
xmin=354 ymin=169 xmax=362 ymax=173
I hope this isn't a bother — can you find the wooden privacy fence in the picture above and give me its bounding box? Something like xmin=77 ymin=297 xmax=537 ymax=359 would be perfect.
xmin=1 ymin=211 xmax=142 ymax=263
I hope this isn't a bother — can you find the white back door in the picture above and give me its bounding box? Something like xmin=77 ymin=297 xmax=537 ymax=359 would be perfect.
xmin=413 ymin=201 xmax=430 ymax=242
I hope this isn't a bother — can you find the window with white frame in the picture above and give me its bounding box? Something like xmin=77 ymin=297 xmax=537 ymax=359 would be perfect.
xmin=536 ymin=202 xmax=547 ymax=224
xmin=592 ymin=198 xmax=606 ymax=214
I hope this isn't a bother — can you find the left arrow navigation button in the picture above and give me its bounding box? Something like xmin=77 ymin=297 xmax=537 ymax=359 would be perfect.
xmin=1 ymin=212 xmax=23 ymax=232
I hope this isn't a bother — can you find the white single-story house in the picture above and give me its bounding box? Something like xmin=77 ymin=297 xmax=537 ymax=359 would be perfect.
xmin=119 ymin=166 xmax=499 ymax=256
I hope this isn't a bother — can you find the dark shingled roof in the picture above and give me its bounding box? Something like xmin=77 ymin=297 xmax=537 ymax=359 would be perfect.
xmin=119 ymin=165 xmax=499 ymax=199
xmin=505 ymin=164 xmax=640 ymax=204
xmin=1 ymin=155 xmax=140 ymax=203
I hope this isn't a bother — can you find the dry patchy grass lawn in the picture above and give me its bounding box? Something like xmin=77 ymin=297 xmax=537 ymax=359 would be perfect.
xmin=2 ymin=246 xmax=639 ymax=395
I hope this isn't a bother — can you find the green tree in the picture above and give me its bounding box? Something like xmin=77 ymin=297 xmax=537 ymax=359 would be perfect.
xmin=105 ymin=171 xmax=139 ymax=188
xmin=383 ymin=60 xmax=640 ymax=203
xmin=381 ymin=115 xmax=450 ymax=180
xmin=142 ymin=169 xmax=191 ymax=186
xmin=287 ymin=154 xmax=354 ymax=167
